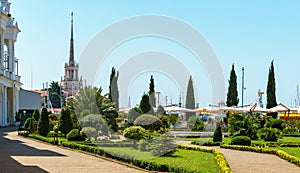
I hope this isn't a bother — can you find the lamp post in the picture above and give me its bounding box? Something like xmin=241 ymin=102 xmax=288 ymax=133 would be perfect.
xmin=242 ymin=67 xmax=245 ymax=108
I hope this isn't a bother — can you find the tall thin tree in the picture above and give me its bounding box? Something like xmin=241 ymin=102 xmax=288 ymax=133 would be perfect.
xmin=149 ymin=75 xmax=156 ymax=108
xmin=266 ymin=60 xmax=278 ymax=118
xmin=226 ymin=64 xmax=239 ymax=107
xmin=109 ymin=67 xmax=119 ymax=110
xmin=185 ymin=76 xmax=195 ymax=120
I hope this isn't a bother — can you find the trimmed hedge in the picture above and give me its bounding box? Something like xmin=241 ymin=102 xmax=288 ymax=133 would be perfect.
xmin=221 ymin=144 xmax=300 ymax=167
xmin=231 ymin=136 xmax=251 ymax=146
xmin=191 ymin=140 xmax=222 ymax=146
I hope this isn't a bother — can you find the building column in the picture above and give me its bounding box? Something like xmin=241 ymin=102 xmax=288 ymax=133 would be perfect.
xmin=8 ymin=39 xmax=13 ymax=73
xmin=0 ymin=33 xmax=3 ymax=67
xmin=13 ymin=87 xmax=19 ymax=122
xmin=3 ymin=86 xmax=7 ymax=126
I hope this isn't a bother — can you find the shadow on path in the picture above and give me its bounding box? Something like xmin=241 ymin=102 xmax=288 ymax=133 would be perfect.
xmin=0 ymin=127 xmax=65 ymax=173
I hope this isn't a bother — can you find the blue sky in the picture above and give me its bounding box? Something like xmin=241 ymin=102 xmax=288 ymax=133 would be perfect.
xmin=10 ymin=0 xmax=300 ymax=108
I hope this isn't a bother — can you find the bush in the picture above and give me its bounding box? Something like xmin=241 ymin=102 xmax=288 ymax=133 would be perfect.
xmin=32 ymin=109 xmax=40 ymax=121
xmin=37 ymin=108 xmax=50 ymax=136
xmin=150 ymin=132 xmax=177 ymax=156
xmin=158 ymin=115 xmax=170 ymax=129
xmin=134 ymin=114 xmax=163 ymax=131
xmin=231 ymin=136 xmax=251 ymax=146
xmin=213 ymin=123 xmax=223 ymax=142
xmin=257 ymin=128 xmax=281 ymax=141
xmin=24 ymin=117 xmax=35 ymax=133
xmin=67 ymin=129 xmax=85 ymax=141
xmin=283 ymin=127 xmax=299 ymax=135
xmin=271 ymin=119 xmax=285 ymax=131
xmin=81 ymin=127 xmax=97 ymax=140
xmin=48 ymin=114 xmax=58 ymax=121
xmin=124 ymin=126 xmax=146 ymax=148
xmin=59 ymin=108 xmax=73 ymax=137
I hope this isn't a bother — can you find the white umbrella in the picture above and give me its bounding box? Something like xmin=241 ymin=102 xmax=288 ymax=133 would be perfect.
xmin=165 ymin=106 xmax=193 ymax=112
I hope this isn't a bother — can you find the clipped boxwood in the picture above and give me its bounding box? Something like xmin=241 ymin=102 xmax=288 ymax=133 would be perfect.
xmin=67 ymin=129 xmax=85 ymax=141
xmin=231 ymin=136 xmax=251 ymax=146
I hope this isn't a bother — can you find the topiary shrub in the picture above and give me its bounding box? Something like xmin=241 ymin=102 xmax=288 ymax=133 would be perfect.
xmin=67 ymin=129 xmax=85 ymax=141
xmin=59 ymin=108 xmax=73 ymax=138
xmin=213 ymin=123 xmax=223 ymax=142
xmin=150 ymin=132 xmax=177 ymax=156
xmin=231 ymin=136 xmax=251 ymax=146
xmin=24 ymin=117 xmax=35 ymax=133
xmin=81 ymin=127 xmax=97 ymax=140
xmin=134 ymin=114 xmax=163 ymax=131
xmin=38 ymin=108 xmax=50 ymax=136
xmin=32 ymin=109 xmax=40 ymax=121
xmin=257 ymin=128 xmax=281 ymax=141
xmin=123 ymin=126 xmax=146 ymax=148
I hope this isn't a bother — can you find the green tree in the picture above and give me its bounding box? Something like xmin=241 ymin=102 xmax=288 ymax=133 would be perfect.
xmin=49 ymin=81 xmax=62 ymax=108
xmin=139 ymin=93 xmax=152 ymax=114
xmin=73 ymin=86 xmax=118 ymax=132
xmin=266 ymin=60 xmax=278 ymax=118
xmin=226 ymin=64 xmax=239 ymax=107
xmin=150 ymin=132 xmax=177 ymax=156
xmin=109 ymin=67 xmax=119 ymax=110
xmin=213 ymin=123 xmax=223 ymax=142
xmin=59 ymin=108 xmax=73 ymax=137
xmin=32 ymin=109 xmax=40 ymax=121
xmin=37 ymin=108 xmax=50 ymax=136
xmin=185 ymin=76 xmax=195 ymax=119
xmin=149 ymin=75 xmax=156 ymax=108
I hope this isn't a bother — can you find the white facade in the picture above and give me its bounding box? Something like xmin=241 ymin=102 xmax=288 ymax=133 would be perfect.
xmin=0 ymin=0 xmax=21 ymax=126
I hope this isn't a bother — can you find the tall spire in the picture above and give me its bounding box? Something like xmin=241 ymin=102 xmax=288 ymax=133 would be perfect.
xmin=69 ymin=12 xmax=75 ymax=66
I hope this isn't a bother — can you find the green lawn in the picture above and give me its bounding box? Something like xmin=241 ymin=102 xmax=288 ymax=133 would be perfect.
xmin=278 ymin=137 xmax=300 ymax=144
xmin=274 ymin=147 xmax=300 ymax=159
xmin=102 ymin=147 xmax=220 ymax=173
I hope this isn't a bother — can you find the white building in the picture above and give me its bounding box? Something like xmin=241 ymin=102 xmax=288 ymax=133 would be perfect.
xmin=61 ymin=13 xmax=83 ymax=98
xmin=0 ymin=0 xmax=21 ymax=126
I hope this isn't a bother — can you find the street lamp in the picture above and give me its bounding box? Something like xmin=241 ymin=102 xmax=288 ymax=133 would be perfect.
xmin=241 ymin=67 xmax=246 ymax=108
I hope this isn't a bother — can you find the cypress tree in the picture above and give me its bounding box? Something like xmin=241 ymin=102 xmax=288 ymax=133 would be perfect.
xmin=139 ymin=93 xmax=152 ymax=114
xmin=226 ymin=64 xmax=239 ymax=107
xmin=37 ymin=108 xmax=50 ymax=136
xmin=109 ymin=67 xmax=119 ymax=110
xmin=59 ymin=108 xmax=73 ymax=138
xmin=266 ymin=60 xmax=278 ymax=118
xmin=149 ymin=75 xmax=156 ymax=108
xmin=185 ymin=76 xmax=195 ymax=119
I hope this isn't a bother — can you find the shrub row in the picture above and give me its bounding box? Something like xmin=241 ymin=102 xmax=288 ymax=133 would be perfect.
xmin=221 ymin=144 xmax=300 ymax=167
xmin=178 ymin=145 xmax=233 ymax=173
xmin=61 ymin=141 xmax=194 ymax=173
xmin=28 ymin=133 xmax=54 ymax=143
xmin=191 ymin=140 xmax=222 ymax=146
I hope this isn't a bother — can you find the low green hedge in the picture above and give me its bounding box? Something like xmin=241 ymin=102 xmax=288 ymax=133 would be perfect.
xmin=191 ymin=140 xmax=222 ymax=146
xmin=178 ymin=145 xmax=232 ymax=173
xmin=221 ymin=144 xmax=300 ymax=167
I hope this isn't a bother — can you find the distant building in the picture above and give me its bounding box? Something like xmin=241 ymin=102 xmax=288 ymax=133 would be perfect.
xmin=19 ymin=89 xmax=41 ymax=114
xmin=0 ymin=0 xmax=22 ymax=126
xmin=61 ymin=12 xmax=83 ymax=98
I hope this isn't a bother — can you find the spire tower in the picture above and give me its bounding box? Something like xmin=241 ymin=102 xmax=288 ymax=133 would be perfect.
xmin=69 ymin=12 xmax=74 ymax=66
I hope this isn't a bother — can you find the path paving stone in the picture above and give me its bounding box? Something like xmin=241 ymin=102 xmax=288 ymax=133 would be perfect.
xmin=0 ymin=127 xmax=147 ymax=173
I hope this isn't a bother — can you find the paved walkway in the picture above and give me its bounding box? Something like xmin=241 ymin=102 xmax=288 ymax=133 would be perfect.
xmin=0 ymin=127 xmax=147 ymax=173
xmin=177 ymin=141 xmax=300 ymax=173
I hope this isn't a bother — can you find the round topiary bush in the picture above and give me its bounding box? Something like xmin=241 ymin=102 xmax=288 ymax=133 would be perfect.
xmin=67 ymin=129 xmax=85 ymax=141
xmin=81 ymin=127 xmax=97 ymax=140
xmin=123 ymin=126 xmax=146 ymax=148
xmin=134 ymin=114 xmax=163 ymax=131
xmin=231 ymin=136 xmax=251 ymax=146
